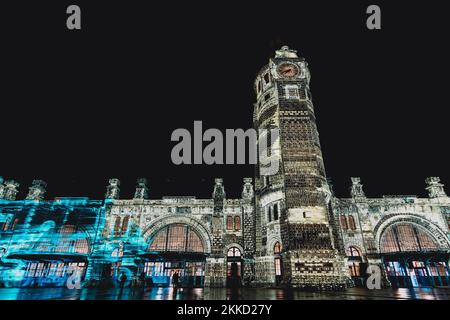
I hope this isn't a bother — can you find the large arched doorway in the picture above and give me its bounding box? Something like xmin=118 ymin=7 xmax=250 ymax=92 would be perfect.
xmin=142 ymin=223 xmax=207 ymax=287
xmin=380 ymin=222 xmax=450 ymax=288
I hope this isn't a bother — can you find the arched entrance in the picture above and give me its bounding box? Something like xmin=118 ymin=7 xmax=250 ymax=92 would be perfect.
xmin=379 ymin=222 xmax=450 ymax=288
xmin=142 ymin=222 xmax=209 ymax=287
xmin=345 ymin=246 xmax=366 ymax=287
xmin=226 ymin=247 xmax=242 ymax=287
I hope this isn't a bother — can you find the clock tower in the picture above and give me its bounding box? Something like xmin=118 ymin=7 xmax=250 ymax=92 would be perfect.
xmin=253 ymin=46 xmax=348 ymax=289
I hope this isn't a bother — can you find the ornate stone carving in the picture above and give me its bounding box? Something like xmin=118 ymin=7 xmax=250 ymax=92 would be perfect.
xmin=105 ymin=178 xmax=120 ymax=200
xmin=425 ymin=177 xmax=447 ymax=198
xmin=25 ymin=180 xmax=47 ymax=201
xmin=2 ymin=180 xmax=19 ymax=200
xmin=350 ymin=177 xmax=366 ymax=198
xmin=133 ymin=178 xmax=149 ymax=200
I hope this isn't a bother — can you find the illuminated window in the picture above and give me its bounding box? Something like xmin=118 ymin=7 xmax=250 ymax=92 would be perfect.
xmin=348 ymin=263 xmax=360 ymax=277
xmin=226 ymin=216 xmax=233 ymax=230
xmin=121 ymin=216 xmax=129 ymax=234
xmin=346 ymin=246 xmax=361 ymax=257
xmin=54 ymin=225 xmax=90 ymax=254
xmin=348 ymin=215 xmax=356 ymax=230
xmin=274 ymin=258 xmax=282 ymax=276
xmin=340 ymin=215 xmax=348 ymax=230
xmin=114 ymin=216 xmax=122 ymax=236
xmin=227 ymin=247 xmax=241 ymax=257
xmin=166 ymin=224 xmax=186 ymax=251
xmin=148 ymin=224 xmax=204 ymax=253
xmin=234 ymin=216 xmax=241 ymax=231
xmin=380 ymin=223 xmax=439 ymax=253
xmin=274 ymin=241 xmax=282 ymax=254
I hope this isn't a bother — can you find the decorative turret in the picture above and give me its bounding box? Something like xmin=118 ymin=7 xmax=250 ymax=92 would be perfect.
xmin=212 ymin=178 xmax=225 ymax=216
xmin=350 ymin=177 xmax=366 ymax=199
xmin=105 ymin=178 xmax=120 ymax=199
xmin=3 ymin=180 xmax=20 ymax=200
xmin=425 ymin=177 xmax=447 ymax=198
xmin=26 ymin=180 xmax=47 ymax=201
xmin=134 ymin=178 xmax=149 ymax=200
xmin=241 ymin=178 xmax=254 ymax=200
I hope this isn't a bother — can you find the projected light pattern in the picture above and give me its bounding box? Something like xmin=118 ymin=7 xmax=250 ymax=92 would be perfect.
xmin=0 ymin=198 xmax=145 ymax=288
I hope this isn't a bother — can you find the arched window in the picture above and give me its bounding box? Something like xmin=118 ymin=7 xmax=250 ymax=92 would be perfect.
xmin=273 ymin=204 xmax=279 ymax=220
xmin=148 ymin=224 xmax=205 ymax=253
xmin=226 ymin=216 xmax=233 ymax=230
xmin=348 ymin=215 xmax=356 ymax=230
xmin=54 ymin=225 xmax=89 ymax=254
xmin=273 ymin=241 xmax=282 ymax=254
xmin=234 ymin=216 xmax=241 ymax=231
xmin=340 ymin=215 xmax=348 ymax=230
xmin=268 ymin=206 xmax=272 ymax=222
xmin=380 ymin=223 xmax=439 ymax=253
xmin=227 ymin=247 xmax=241 ymax=257
xmin=346 ymin=246 xmax=361 ymax=257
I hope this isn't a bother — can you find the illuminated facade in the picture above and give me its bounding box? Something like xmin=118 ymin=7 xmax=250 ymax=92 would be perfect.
xmin=1 ymin=47 xmax=450 ymax=290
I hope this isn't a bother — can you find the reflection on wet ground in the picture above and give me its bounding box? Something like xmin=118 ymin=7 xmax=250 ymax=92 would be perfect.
xmin=1 ymin=286 xmax=450 ymax=300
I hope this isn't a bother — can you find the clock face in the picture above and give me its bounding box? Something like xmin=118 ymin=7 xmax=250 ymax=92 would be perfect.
xmin=278 ymin=63 xmax=299 ymax=78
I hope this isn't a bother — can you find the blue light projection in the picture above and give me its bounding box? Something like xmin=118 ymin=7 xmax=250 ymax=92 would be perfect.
xmin=0 ymin=198 xmax=148 ymax=288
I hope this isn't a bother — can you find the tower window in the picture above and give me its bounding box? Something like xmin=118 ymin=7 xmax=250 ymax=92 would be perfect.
xmin=273 ymin=203 xmax=279 ymax=220
xmin=340 ymin=215 xmax=348 ymax=230
xmin=274 ymin=241 xmax=282 ymax=254
xmin=234 ymin=216 xmax=241 ymax=231
xmin=284 ymin=85 xmax=300 ymax=100
xmin=268 ymin=206 xmax=272 ymax=222
xmin=348 ymin=215 xmax=356 ymax=230
xmin=226 ymin=216 xmax=233 ymax=230
xmin=263 ymin=73 xmax=270 ymax=84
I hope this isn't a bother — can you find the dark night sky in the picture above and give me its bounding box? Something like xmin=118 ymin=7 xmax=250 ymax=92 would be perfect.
xmin=1 ymin=1 xmax=449 ymax=200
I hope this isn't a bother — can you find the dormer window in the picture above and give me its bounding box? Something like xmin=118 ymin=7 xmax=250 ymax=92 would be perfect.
xmin=285 ymin=85 xmax=300 ymax=100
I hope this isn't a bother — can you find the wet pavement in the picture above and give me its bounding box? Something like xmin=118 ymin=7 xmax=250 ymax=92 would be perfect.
xmin=1 ymin=286 xmax=450 ymax=300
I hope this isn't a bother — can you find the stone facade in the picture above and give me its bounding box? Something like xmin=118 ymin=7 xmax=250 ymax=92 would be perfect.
xmin=0 ymin=47 xmax=449 ymax=289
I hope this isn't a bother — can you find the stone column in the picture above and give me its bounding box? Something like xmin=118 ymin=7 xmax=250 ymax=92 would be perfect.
xmin=204 ymin=178 xmax=227 ymax=287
